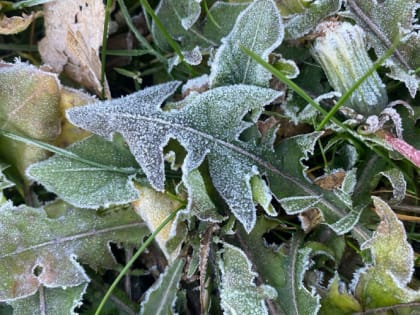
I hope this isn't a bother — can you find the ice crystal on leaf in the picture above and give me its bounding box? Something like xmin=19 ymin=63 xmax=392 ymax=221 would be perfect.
xmin=353 ymin=197 xmax=420 ymax=308
xmin=209 ymin=0 xmax=284 ymax=87
xmin=67 ymin=81 xmax=369 ymax=236
xmin=346 ymin=0 xmax=420 ymax=97
xmin=0 ymin=201 xmax=147 ymax=302
xmin=67 ymin=82 xmax=281 ymax=232
xmin=218 ymin=241 xmax=277 ymax=315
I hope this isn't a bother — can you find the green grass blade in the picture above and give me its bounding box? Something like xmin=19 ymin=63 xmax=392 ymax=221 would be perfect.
xmin=0 ymin=129 xmax=136 ymax=175
xmin=94 ymin=204 xmax=185 ymax=315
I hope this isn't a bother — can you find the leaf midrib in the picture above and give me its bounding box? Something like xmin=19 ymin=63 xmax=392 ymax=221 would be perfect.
xmin=1 ymin=222 xmax=146 ymax=259
xmin=119 ymin=113 xmax=370 ymax=239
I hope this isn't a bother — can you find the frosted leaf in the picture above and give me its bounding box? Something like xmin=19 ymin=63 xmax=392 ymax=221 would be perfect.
xmin=311 ymin=21 xmax=388 ymax=116
xmin=151 ymin=0 xmax=202 ymax=51
xmin=182 ymin=169 xmax=225 ymax=223
xmin=140 ymin=258 xmax=185 ymax=315
xmin=240 ymin=221 xmax=321 ymax=315
xmin=8 ymin=284 xmax=87 ymax=315
xmin=0 ymin=201 xmax=148 ymax=301
xmin=67 ymin=82 xmax=281 ymax=232
xmin=168 ymin=46 xmax=203 ymax=71
xmin=279 ymin=195 xmax=322 ymax=214
xmin=251 ymin=176 xmax=276 ymax=216
xmin=218 ymin=241 xmax=277 ymax=315
xmin=320 ymin=275 xmax=361 ymax=314
xmin=271 ymin=133 xmax=370 ymax=239
xmin=209 ymin=0 xmax=284 ymax=87
xmin=283 ymin=0 xmax=343 ymax=39
xmin=354 ymin=197 xmax=420 ymax=308
xmin=379 ymin=168 xmax=406 ymax=203
xmin=202 ymin=2 xmax=249 ymax=45
xmin=346 ymin=0 xmax=420 ymax=97
xmin=26 ymin=135 xmax=140 ymax=209
xmin=67 ymin=82 xmax=368 ymax=235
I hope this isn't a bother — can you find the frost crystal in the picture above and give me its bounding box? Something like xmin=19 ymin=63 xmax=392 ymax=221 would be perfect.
xmin=67 ymin=82 xmax=281 ymax=232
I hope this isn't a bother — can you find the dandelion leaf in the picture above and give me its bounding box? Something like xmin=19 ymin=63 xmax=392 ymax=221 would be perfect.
xmin=67 ymin=81 xmax=282 ymax=232
xmin=346 ymin=0 xmax=420 ymax=97
xmin=240 ymin=218 xmax=320 ymax=315
xmin=218 ymin=241 xmax=277 ymax=315
xmin=209 ymin=0 xmax=284 ymax=87
xmin=27 ymin=135 xmax=140 ymax=209
xmin=0 ymin=201 xmax=148 ymax=302
xmin=271 ymin=133 xmax=369 ymax=238
xmin=139 ymin=258 xmax=185 ymax=315
xmin=8 ymin=284 xmax=87 ymax=315
xmin=354 ymin=197 xmax=420 ymax=309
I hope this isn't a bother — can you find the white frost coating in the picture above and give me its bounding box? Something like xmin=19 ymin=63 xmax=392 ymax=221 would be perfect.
xmin=67 ymin=82 xmax=281 ymax=232
xmin=218 ymin=242 xmax=276 ymax=315
xmin=209 ymin=0 xmax=284 ymax=87
xmin=140 ymin=259 xmax=185 ymax=315
xmin=0 ymin=202 xmax=146 ymax=302
xmin=284 ymin=0 xmax=343 ymax=39
xmin=279 ymin=195 xmax=321 ymax=214
xmin=347 ymin=0 xmax=420 ymax=97
xmin=26 ymin=136 xmax=140 ymax=209
xmin=379 ymin=168 xmax=406 ymax=203
xmin=181 ymin=74 xmax=209 ymax=95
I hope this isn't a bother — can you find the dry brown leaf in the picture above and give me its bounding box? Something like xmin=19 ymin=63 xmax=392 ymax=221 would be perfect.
xmin=38 ymin=0 xmax=110 ymax=99
xmin=0 ymin=11 xmax=41 ymax=35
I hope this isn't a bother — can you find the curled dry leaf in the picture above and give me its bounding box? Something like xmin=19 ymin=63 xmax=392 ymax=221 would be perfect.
xmin=38 ymin=0 xmax=110 ymax=98
xmin=0 ymin=11 xmax=41 ymax=35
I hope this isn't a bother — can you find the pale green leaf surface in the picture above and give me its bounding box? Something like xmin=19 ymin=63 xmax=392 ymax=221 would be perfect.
xmin=218 ymin=241 xmax=277 ymax=315
xmin=346 ymin=0 xmax=420 ymax=97
xmin=26 ymin=135 xmax=140 ymax=209
xmin=67 ymin=81 xmax=282 ymax=232
xmin=182 ymin=169 xmax=225 ymax=222
xmin=320 ymin=275 xmax=361 ymax=315
xmin=151 ymin=0 xmax=202 ymax=51
xmin=379 ymin=168 xmax=406 ymax=203
xmin=354 ymin=197 xmax=420 ymax=308
xmin=8 ymin=284 xmax=87 ymax=315
xmin=283 ymin=0 xmax=343 ymax=39
xmin=0 ymin=202 xmax=148 ymax=301
xmin=209 ymin=0 xmax=284 ymax=87
xmin=240 ymin=218 xmax=320 ymax=315
xmin=201 ymin=2 xmax=249 ymax=44
xmin=139 ymin=258 xmax=185 ymax=315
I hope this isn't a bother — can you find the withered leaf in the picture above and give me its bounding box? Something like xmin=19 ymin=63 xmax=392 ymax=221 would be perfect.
xmin=38 ymin=0 xmax=110 ymax=98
